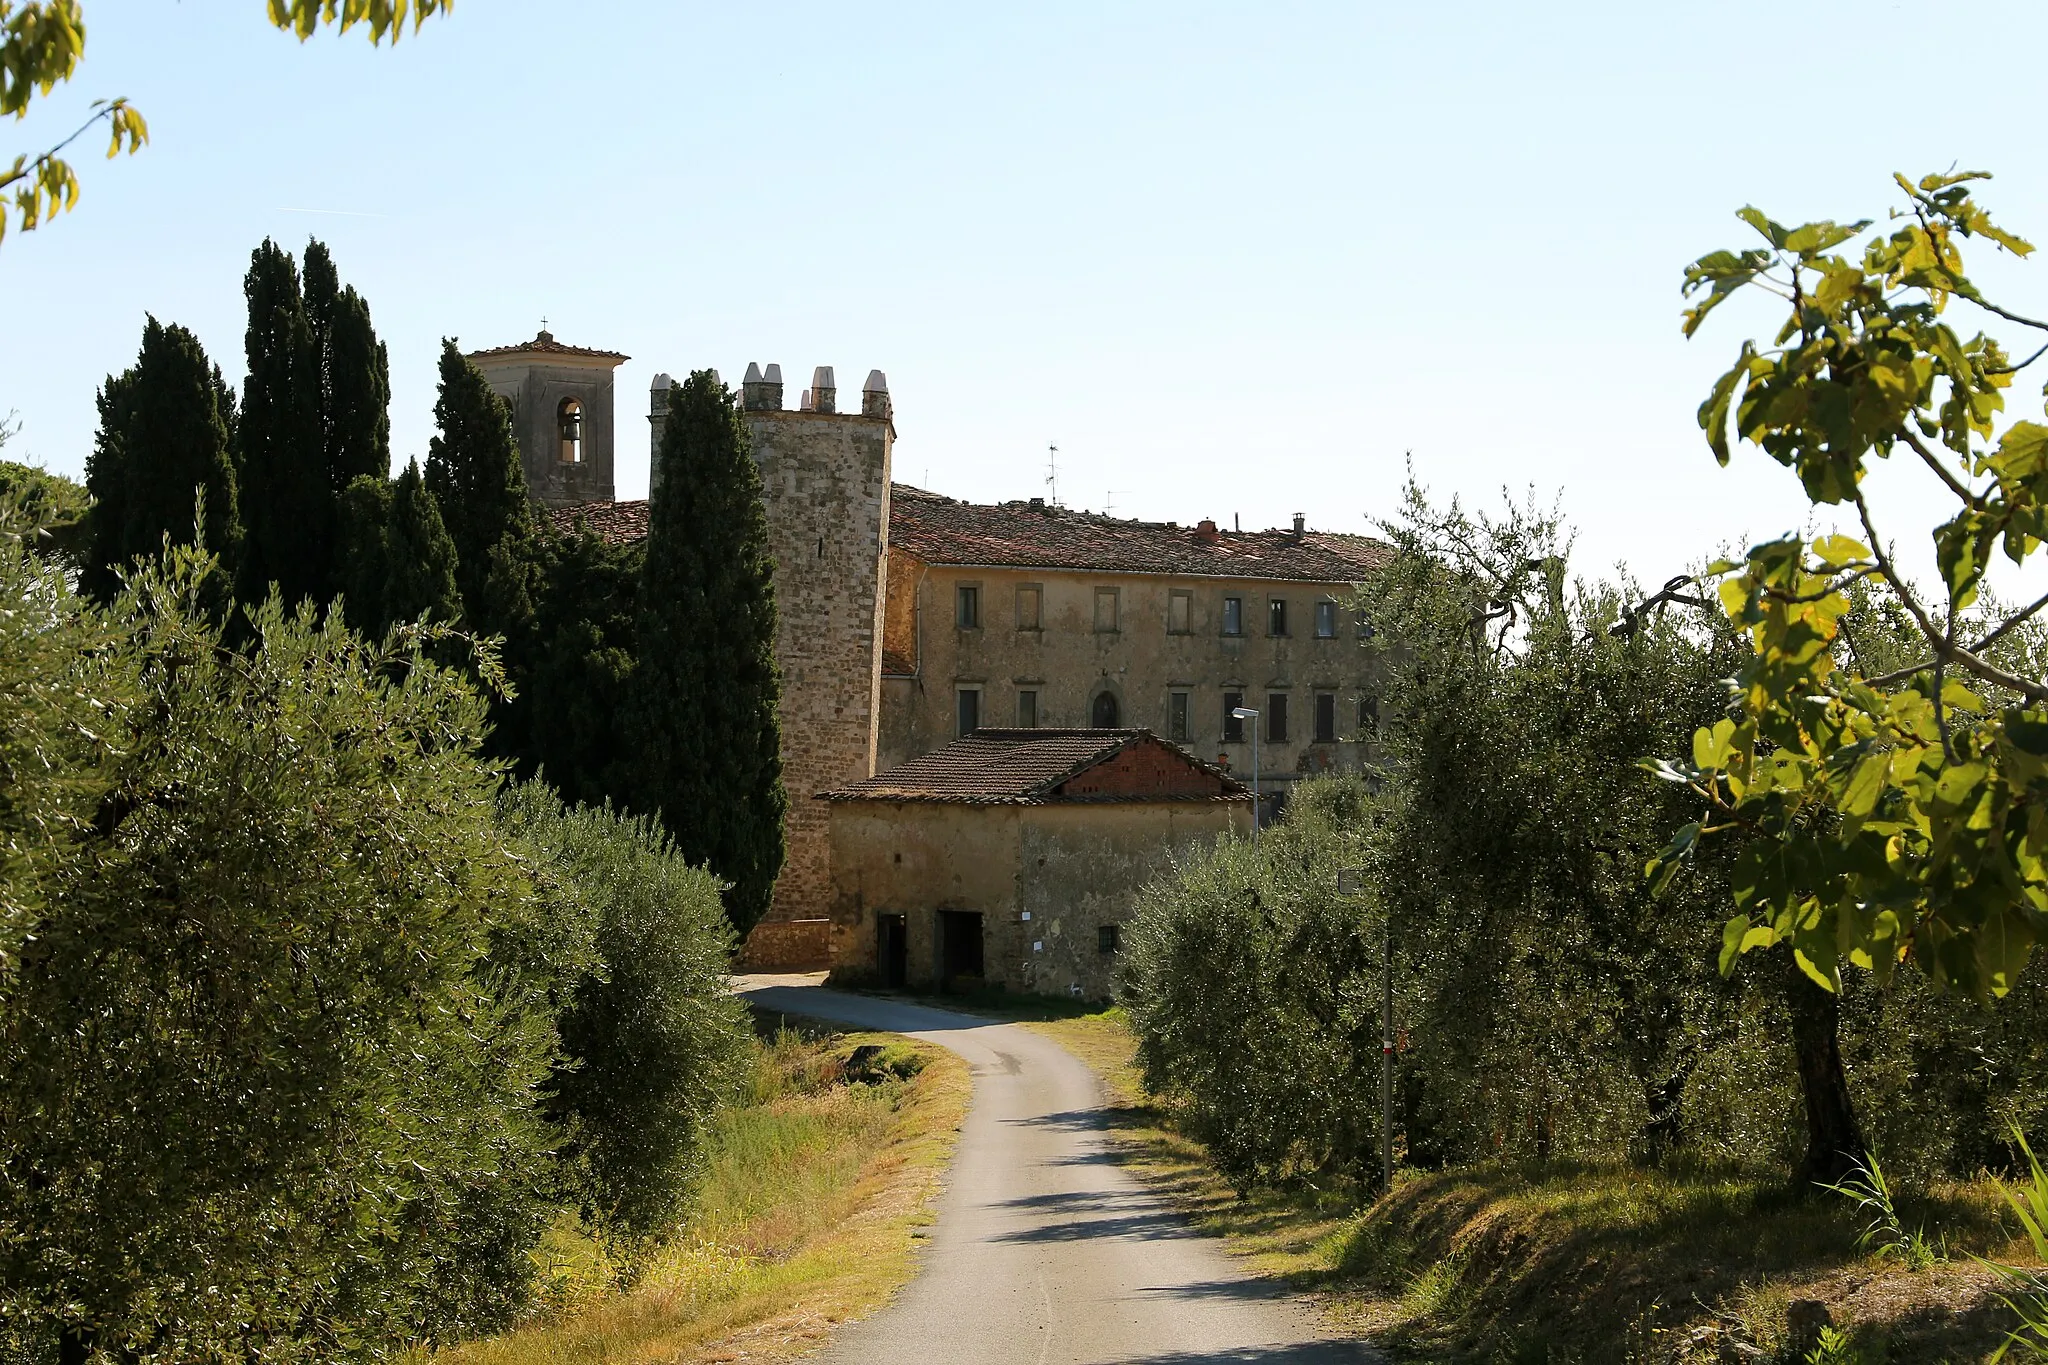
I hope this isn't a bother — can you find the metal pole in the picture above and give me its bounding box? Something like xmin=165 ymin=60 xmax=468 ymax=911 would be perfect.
xmin=1251 ymin=725 xmax=1260 ymax=848
xmin=1381 ymin=908 xmax=1394 ymax=1196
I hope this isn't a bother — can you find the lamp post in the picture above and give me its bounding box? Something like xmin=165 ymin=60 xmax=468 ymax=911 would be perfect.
xmin=1230 ymin=706 xmax=1260 ymax=846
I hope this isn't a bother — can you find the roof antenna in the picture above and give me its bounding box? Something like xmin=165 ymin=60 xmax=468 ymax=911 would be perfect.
xmin=1046 ymin=443 xmax=1060 ymax=508
xmin=1106 ymin=488 xmax=1130 ymax=517
xmin=1234 ymin=512 xmax=1240 ymax=532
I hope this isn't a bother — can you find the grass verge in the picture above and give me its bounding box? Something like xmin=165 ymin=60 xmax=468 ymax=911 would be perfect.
xmin=425 ymin=1015 xmax=969 ymax=1365
xmin=1024 ymin=1008 xmax=2039 ymax=1364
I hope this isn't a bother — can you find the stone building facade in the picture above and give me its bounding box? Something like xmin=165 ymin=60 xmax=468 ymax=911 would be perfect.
xmin=467 ymin=329 xmax=625 ymax=509
xmin=821 ymin=729 xmax=1250 ymax=999
xmin=879 ymin=488 xmax=1391 ymax=804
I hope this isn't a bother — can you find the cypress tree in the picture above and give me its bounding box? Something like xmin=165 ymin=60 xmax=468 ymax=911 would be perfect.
xmin=83 ymin=316 xmax=240 ymax=600
xmin=236 ymin=239 xmax=325 ymax=606
xmin=335 ymin=474 xmax=392 ymax=637
xmin=630 ymin=372 xmax=785 ymax=934
xmin=303 ymin=239 xmax=391 ymax=493
xmin=424 ymin=338 xmax=532 ymax=618
xmin=529 ymin=526 xmax=642 ymax=810
xmin=383 ymin=459 xmax=461 ymax=629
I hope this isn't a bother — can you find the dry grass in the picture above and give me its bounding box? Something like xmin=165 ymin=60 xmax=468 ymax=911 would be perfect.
xmin=423 ymin=1024 xmax=970 ymax=1365
xmin=1024 ymin=1008 xmax=2043 ymax=1364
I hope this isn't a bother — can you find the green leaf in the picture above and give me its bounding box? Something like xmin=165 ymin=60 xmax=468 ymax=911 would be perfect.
xmin=1719 ymin=915 xmax=1752 ymax=976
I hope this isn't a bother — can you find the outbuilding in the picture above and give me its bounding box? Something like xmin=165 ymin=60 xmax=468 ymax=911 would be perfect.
xmin=820 ymin=728 xmax=1252 ymax=999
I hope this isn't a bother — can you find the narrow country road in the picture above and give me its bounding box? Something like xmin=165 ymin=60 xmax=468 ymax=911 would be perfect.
xmin=735 ymin=980 xmax=1378 ymax=1365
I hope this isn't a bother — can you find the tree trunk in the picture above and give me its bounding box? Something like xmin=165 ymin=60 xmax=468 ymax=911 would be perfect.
xmin=1784 ymin=955 xmax=1866 ymax=1189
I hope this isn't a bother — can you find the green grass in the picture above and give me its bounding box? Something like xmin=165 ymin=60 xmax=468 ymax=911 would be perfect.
xmin=1024 ymin=1010 xmax=2039 ymax=1365
xmin=423 ymin=1020 xmax=969 ymax=1365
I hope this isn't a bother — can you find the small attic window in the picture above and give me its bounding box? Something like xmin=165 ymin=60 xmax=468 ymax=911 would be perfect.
xmin=557 ymin=397 xmax=583 ymax=464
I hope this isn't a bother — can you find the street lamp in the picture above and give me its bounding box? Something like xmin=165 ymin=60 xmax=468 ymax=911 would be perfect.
xmin=1230 ymin=706 xmax=1260 ymax=847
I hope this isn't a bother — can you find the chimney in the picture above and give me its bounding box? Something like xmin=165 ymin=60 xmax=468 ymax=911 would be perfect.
xmin=1193 ymin=518 xmax=1218 ymax=544
xmin=811 ymin=365 xmax=837 ymax=414
xmin=1030 ymin=496 xmax=1045 ymax=510
xmin=861 ymin=368 xmax=891 ymax=419
xmin=648 ymin=372 xmax=674 ymax=494
xmin=1292 ymin=512 xmax=1306 ymax=539
xmin=742 ymin=361 xmax=784 ymax=411
xmin=800 ymin=388 xmax=814 ymax=411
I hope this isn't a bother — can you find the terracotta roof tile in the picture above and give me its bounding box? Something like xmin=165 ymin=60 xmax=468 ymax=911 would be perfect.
xmin=547 ymin=487 xmax=1392 ymax=585
xmin=880 ymin=647 xmax=915 ymax=677
xmin=887 ymin=485 xmax=1390 ymax=582
xmin=820 ymin=728 xmax=1249 ymax=805
xmin=467 ymin=329 xmax=629 ymax=363
xmin=550 ymin=500 xmax=651 ymax=543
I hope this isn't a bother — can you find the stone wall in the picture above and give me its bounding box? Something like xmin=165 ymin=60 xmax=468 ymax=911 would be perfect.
xmin=824 ymin=797 xmax=1247 ymax=999
xmin=876 ymin=558 xmax=1382 ymax=795
xmin=741 ymin=374 xmax=893 ymax=926
xmin=473 ymin=357 xmax=618 ymax=508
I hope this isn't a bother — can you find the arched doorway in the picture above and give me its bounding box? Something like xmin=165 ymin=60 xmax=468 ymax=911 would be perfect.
xmin=1092 ymin=691 xmax=1120 ymax=727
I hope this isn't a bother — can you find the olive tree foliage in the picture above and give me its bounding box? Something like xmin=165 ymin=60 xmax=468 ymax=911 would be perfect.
xmin=2 ymin=1 xmax=446 ymax=245
xmin=0 ymin=522 xmax=581 ymax=1361
xmin=1360 ymin=487 xmax=1758 ymax=1167
xmin=1649 ymin=172 xmax=2048 ymax=1006
xmin=1118 ymin=776 xmax=1380 ymax=1193
xmin=498 ymin=783 xmax=751 ymax=1251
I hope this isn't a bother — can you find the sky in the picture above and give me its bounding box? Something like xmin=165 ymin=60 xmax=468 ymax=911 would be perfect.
xmin=9 ymin=1 xmax=2048 ymax=591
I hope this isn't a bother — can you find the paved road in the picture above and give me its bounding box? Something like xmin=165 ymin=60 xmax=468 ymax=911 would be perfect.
xmin=736 ymin=982 xmax=1377 ymax=1365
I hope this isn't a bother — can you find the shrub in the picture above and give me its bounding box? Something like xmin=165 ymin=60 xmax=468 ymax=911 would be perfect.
xmin=499 ymin=782 xmax=752 ymax=1251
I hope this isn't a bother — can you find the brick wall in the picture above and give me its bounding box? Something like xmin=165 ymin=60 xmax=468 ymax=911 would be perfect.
xmin=745 ymin=408 xmax=892 ymax=925
xmin=1056 ymin=737 xmax=1232 ymax=799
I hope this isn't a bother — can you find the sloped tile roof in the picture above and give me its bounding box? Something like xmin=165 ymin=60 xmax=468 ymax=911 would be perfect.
xmin=546 ymin=486 xmax=1392 ymax=584
xmin=467 ymin=329 xmax=629 ymax=363
xmin=880 ymin=647 xmax=915 ymax=677
xmin=820 ymin=728 xmax=1249 ymax=805
xmin=887 ymin=485 xmax=1391 ymax=582
xmin=551 ymin=499 xmax=652 ymax=543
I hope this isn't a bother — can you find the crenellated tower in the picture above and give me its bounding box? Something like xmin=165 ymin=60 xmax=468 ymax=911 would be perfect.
xmin=649 ymin=362 xmax=895 ymax=928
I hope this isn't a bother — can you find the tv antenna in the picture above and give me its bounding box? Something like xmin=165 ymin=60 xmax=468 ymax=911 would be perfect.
xmin=1105 ymin=488 xmax=1132 ymax=517
xmin=1045 ymin=443 xmax=1061 ymax=507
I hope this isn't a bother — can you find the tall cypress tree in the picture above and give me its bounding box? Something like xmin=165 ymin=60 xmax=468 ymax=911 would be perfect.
xmin=303 ymin=239 xmax=390 ymax=493
xmin=236 ymin=239 xmax=325 ymax=606
xmin=83 ymin=316 xmax=240 ymax=600
xmin=630 ymin=372 xmax=785 ymax=934
xmin=384 ymin=459 xmax=461 ymax=629
xmin=424 ymin=338 xmax=531 ymax=619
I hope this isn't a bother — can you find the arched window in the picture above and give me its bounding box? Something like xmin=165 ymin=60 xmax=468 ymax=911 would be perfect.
xmin=1092 ymin=691 xmax=1120 ymax=728
xmin=557 ymin=397 xmax=583 ymax=464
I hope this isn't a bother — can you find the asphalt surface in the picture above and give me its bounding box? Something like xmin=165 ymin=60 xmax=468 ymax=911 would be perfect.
xmin=735 ymin=981 xmax=1378 ymax=1365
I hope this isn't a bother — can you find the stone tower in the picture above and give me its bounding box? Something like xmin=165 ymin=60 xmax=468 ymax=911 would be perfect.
xmin=467 ymin=329 xmax=627 ymax=508
xmin=648 ymin=363 xmax=894 ymax=926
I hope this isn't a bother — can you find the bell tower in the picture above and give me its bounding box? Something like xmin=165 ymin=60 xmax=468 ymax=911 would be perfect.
xmin=466 ymin=327 xmax=628 ymax=508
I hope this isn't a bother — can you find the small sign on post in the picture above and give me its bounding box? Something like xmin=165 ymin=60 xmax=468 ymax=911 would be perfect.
xmin=1337 ymin=867 xmax=1365 ymax=896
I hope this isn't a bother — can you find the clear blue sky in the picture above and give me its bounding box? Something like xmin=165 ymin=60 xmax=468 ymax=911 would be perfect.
xmin=9 ymin=1 xmax=2048 ymax=585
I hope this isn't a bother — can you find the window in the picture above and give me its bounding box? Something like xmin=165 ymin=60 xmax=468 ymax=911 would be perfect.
xmin=1222 ymin=596 xmax=1244 ymax=636
xmin=1222 ymin=691 xmax=1245 ymax=743
xmin=1359 ymin=695 xmax=1380 ymax=732
xmin=1314 ymin=692 xmax=1336 ymax=743
xmin=1098 ymin=923 xmax=1121 ymax=954
xmin=1092 ymin=691 xmax=1120 ymax=727
xmin=957 ymin=687 xmax=981 ymax=736
xmin=1315 ymin=601 xmax=1338 ymax=638
xmin=1016 ymin=585 xmax=1042 ymax=631
xmin=556 ymin=397 xmax=583 ymax=464
xmin=1358 ymin=612 xmax=1376 ymax=641
xmin=956 ymin=584 xmax=981 ymax=629
xmin=1017 ymin=689 xmax=1038 ymax=728
xmin=1268 ymin=598 xmax=1289 ymax=637
xmin=1267 ymin=692 xmax=1289 ymax=743
xmin=1169 ymin=690 xmax=1190 ymax=742
xmin=1094 ymin=587 xmax=1120 ymax=633
xmin=1168 ymin=589 xmax=1193 ymax=634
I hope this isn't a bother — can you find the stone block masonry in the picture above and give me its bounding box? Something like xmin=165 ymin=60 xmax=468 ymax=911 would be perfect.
xmin=739 ymin=368 xmax=894 ymax=928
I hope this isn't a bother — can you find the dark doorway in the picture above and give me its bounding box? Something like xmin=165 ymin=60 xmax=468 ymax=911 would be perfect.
xmin=1092 ymin=691 xmax=1120 ymax=727
xmin=878 ymin=913 xmax=908 ymax=989
xmin=938 ymin=909 xmax=985 ymax=987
